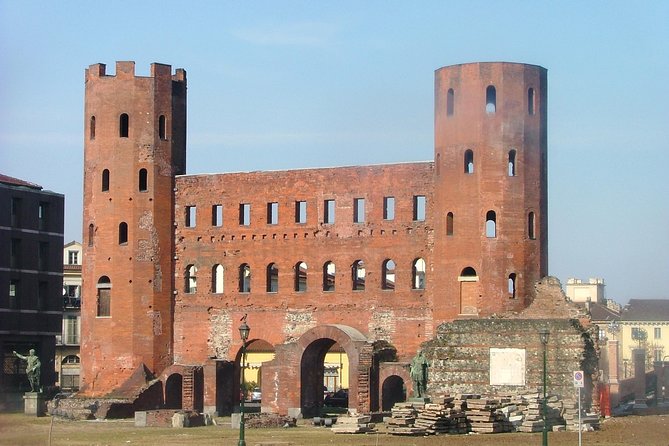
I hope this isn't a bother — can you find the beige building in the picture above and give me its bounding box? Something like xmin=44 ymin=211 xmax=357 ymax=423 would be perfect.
xmin=565 ymin=277 xmax=606 ymax=304
xmin=55 ymin=241 xmax=82 ymax=390
xmin=619 ymin=299 xmax=669 ymax=378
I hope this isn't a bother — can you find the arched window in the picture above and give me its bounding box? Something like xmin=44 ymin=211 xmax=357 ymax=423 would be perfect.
xmin=267 ymin=263 xmax=278 ymax=292
xmin=139 ymin=168 xmax=148 ymax=192
xmin=323 ymin=261 xmax=335 ymax=292
xmin=447 ymin=212 xmax=454 ymax=236
xmin=90 ymin=116 xmax=96 ymax=140
xmin=464 ymin=150 xmax=474 ymax=174
xmin=212 ymin=264 xmax=224 ymax=294
xmin=97 ymin=276 xmax=111 ymax=317
xmin=528 ymin=88 xmax=535 ymax=115
xmin=119 ymin=113 xmax=129 ymax=137
xmin=447 ymin=88 xmax=455 ymax=116
xmin=460 ymin=267 xmax=478 ymax=278
xmin=382 ymin=259 xmax=396 ymax=290
xmin=352 ymin=260 xmax=365 ymax=291
xmin=159 ymin=115 xmax=167 ymax=140
xmin=185 ymin=265 xmax=197 ymax=293
xmin=485 ymin=211 xmax=496 ymax=238
xmin=412 ymin=258 xmax=426 ymax=290
xmin=295 ymin=261 xmax=308 ymax=292
xmin=62 ymin=355 xmax=80 ymax=364
xmin=118 ymin=222 xmax=128 ymax=245
xmin=486 ymin=86 xmax=496 ymax=114
xmin=508 ymin=150 xmax=516 ymax=176
xmin=88 ymin=223 xmax=94 ymax=247
xmin=528 ymin=212 xmax=536 ymax=240
xmin=239 ymin=264 xmax=251 ymax=293
xmin=508 ymin=273 xmax=517 ymax=298
xmin=102 ymin=169 xmax=110 ymax=192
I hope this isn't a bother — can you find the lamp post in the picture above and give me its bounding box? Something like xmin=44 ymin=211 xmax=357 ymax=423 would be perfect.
xmin=539 ymin=328 xmax=550 ymax=446
xmin=238 ymin=320 xmax=250 ymax=446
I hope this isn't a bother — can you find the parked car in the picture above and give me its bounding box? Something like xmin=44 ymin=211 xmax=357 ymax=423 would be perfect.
xmin=250 ymin=387 xmax=261 ymax=402
xmin=324 ymin=388 xmax=348 ymax=407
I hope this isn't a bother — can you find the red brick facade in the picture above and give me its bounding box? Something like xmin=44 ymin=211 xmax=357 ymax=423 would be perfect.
xmin=80 ymin=61 xmax=548 ymax=416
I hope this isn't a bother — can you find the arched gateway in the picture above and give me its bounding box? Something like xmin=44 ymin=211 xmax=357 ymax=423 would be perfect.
xmin=261 ymin=325 xmax=373 ymax=417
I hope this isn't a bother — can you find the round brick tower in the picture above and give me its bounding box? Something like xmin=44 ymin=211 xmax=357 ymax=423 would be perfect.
xmin=432 ymin=62 xmax=548 ymax=320
xmin=79 ymin=62 xmax=186 ymax=395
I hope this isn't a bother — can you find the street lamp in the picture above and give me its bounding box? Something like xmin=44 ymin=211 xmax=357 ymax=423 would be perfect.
xmin=238 ymin=319 xmax=250 ymax=446
xmin=539 ymin=328 xmax=550 ymax=446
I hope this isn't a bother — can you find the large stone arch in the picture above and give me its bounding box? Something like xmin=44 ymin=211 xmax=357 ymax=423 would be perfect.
xmin=379 ymin=362 xmax=411 ymax=410
xmin=261 ymin=324 xmax=373 ymax=416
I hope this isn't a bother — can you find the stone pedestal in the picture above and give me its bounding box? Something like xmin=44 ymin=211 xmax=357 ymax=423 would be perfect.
xmin=23 ymin=392 xmax=46 ymax=416
xmin=607 ymin=340 xmax=620 ymax=409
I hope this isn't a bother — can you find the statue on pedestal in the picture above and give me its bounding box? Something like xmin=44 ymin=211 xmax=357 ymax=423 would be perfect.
xmin=410 ymin=351 xmax=429 ymax=398
xmin=13 ymin=349 xmax=41 ymax=392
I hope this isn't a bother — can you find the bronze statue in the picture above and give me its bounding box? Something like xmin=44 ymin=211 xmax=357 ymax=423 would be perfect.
xmin=13 ymin=349 xmax=41 ymax=392
xmin=410 ymin=351 xmax=429 ymax=398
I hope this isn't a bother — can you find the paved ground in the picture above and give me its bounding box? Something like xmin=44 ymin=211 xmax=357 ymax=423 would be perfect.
xmin=0 ymin=412 xmax=667 ymax=446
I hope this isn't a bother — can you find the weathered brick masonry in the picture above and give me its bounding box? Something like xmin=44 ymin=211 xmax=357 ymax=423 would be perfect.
xmin=79 ymin=61 xmax=553 ymax=417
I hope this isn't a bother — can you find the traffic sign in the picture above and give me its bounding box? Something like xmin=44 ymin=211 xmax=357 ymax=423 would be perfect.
xmin=573 ymin=370 xmax=584 ymax=388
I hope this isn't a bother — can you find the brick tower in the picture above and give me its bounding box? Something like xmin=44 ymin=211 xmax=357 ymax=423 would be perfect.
xmin=432 ymin=62 xmax=548 ymax=320
xmin=79 ymin=62 xmax=186 ymax=395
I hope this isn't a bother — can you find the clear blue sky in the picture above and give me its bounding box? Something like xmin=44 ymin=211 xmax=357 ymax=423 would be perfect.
xmin=1 ymin=1 xmax=667 ymax=304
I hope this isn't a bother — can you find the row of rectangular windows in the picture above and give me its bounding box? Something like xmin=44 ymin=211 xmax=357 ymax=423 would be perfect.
xmin=89 ymin=114 xmax=168 ymax=140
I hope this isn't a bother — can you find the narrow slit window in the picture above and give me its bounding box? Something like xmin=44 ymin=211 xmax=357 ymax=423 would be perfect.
xmin=88 ymin=223 xmax=95 ymax=247
xmin=412 ymin=258 xmax=426 ymax=290
xmin=239 ymin=263 xmax=251 ymax=293
xmin=97 ymin=276 xmax=111 ymax=317
xmin=185 ymin=206 xmax=196 ymax=228
xmin=508 ymin=150 xmax=516 ymax=177
xmin=118 ymin=222 xmax=128 ymax=245
xmin=485 ymin=210 xmax=497 ymax=238
xmin=354 ymin=198 xmax=365 ymax=223
xmin=102 ymin=169 xmax=110 ymax=192
xmin=119 ymin=113 xmax=129 ymax=137
xmin=139 ymin=168 xmax=148 ymax=192
xmin=383 ymin=196 xmax=395 ymax=220
xmin=464 ymin=150 xmax=474 ymax=174
xmin=323 ymin=261 xmax=336 ymax=291
xmin=352 ymin=260 xmax=365 ymax=290
xmin=240 ymin=203 xmax=251 ymax=226
xmin=159 ymin=115 xmax=167 ymax=140
xmin=413 ymin=195 xmax=426 ymax=221
xmin=528 ymin=88 xmax=535 ymax=115
xmin=212 ymin=264 xmax=224 ymax=294
xmin=267 ymin=263 xmax=279 ymax=292
xmin=486 ymin=86 xmax=496 ymax=114
xmin=295 ymin=201 xmax=307 ymax=224
xmin=38 ymin=202 xmax=48 ymax=230
xmin=90 ymin=116 xmax=96 ymax=140
xmin=324 ymin=199 xmax=335 ymax=224
xmin=447 ymin=88 xmax=455 ymax=116
xmin=528 ymin=212 xmax=536 ymax=240
xmin=295 ymin=261 xmax=308 ymax=292
xmin=446 ymin=212 xmax=454 ymax=236
xmin=212 ymin=205 xmax=223 ymax=227
xmin=508 ymin=273 xmax=517 ymax=298
xmin=267 ymin=202 xmax=279 ymax=225
xmin=382 ymin=259 xmax=396 ymax=290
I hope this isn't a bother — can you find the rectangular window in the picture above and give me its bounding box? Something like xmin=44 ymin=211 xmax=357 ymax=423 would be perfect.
xmin=185 ymin=206 xmax=196 ymax=228
xmin=11 ymin=197 xmax=21 ymax=226
xmin=9 ymin=280 xmax=18 ymax=309
xmin=38 ymin=202 xmax=49 ymax=230
xmin=324 ymin=199 xmax=335 ymax=224
xmin=383 ymin=196 xmax=395 ymax=220
xmin=68 ymin=250 xmax=78 ymax=265
xmin=97 ymin=289 xmax=111 ymax=317
xmin=655 ymin=327 xmax=661 ymax=339
xmin=295 ymin=201 xmax=307 ymax=224
xmin=10 ymin=239 xmax=21 ymax=268
xmin=38 ymin=281 xmax=47 ymax=310
xmin=38 ymin=242 xmax=49 ymax=271
xmin=212 ymin=204 xmax=223 ymax=227
xmin=64 ymin=315 xmax=80 ymax=344
xmin=413 ymin=195 xmax=426 ymax=221
xmin=267 ymin=202 xmax=279 ymax=225
xmin=240 ymin=203 xmax=251 ymax=226
xmin=354 ymin=198 xmax=365 ymax=223
xmin=655 ymin=349 xmax=663 ymax=362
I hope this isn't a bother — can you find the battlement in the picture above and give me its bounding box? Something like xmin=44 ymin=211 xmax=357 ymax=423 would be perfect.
xmin=85 ymin=61 xmax=186 ymax=83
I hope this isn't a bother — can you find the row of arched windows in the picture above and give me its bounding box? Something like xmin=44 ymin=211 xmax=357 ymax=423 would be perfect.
xmin=463 ymin=149 xmax=518 ymax=176
xmin=100 ymin=168 xmax=149 ymax=192
xmin=445 ymin=86 xmax=536 ymax=116
xmin=89 ymin=114 xmax=168 ymax=140
xmin=183 ymin=258 xmax=428 ymax=294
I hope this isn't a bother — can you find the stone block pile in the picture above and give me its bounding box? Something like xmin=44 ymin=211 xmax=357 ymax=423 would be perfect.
xmin=331 ymin=412 xmax=376 ymax=434
xmin=462 ymin=397 xmax=513 ymax=433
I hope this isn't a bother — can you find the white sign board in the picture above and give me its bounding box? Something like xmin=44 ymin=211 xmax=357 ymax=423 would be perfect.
xmin=573 ymin=370 xmax=585 ymax=388
xmin=489 ymin=348 xmax=526 ymax=386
